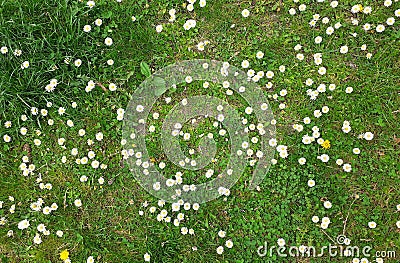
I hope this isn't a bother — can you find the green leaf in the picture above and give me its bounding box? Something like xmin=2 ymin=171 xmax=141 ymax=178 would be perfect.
xmin=102 ymin=10 xmax=113 ymax=19
xmin=140 ymin=61 xmax=151 ymax=78
xmin=76 ymin=233 xmax=83 ymax=242
xmin=125 ymin=71 xmax=135 ymax=81
xmin=153 ymin=77 xmax=167 ymax=96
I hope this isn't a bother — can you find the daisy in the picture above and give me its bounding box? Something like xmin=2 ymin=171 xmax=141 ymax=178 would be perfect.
xmin=334 ymin=22 xmax=342 ymax=29
xmin=386 ymin=17 xmax=395 ymax=26
xmin=37 ymin=224 xmax=46 ymax=232
xmin=277 ymin=238 xmax=286 ymax=247
xmin=1 ymin=46 xmax=8 ymax=54
xmin=294 ymin=44 xmax=302 ymax=51
xmin=197 ymin=42 xmax=205 ymax=51
xmin=241 ymin=60 xmax=250 ymax=68
xmin=14 ymin=49 xmax=22 ymax=57
xmin=368 ymin=221 xmax=376 ymax=229
xmin=323 ymin=201 xmax=332 ymax=209
xmin=74 ymin=59 xmax=82 ymax=67
xmin=321 ymin=106 xmax=329 ymax=113
xmin=340 ymin=46 xmax=348 ymax=54
xmin=363 ymin=132 xmax=374 ymax=141
xmin=241 ymin=9 xmax=250 ymax=18
xmin=107 ymin=59 xmax=114 ymax=65
xmin=256 ymin=51 xmax=264 ymax=59
xmin=245 ymin=107 xmax=253 ymax=114
xmin=296 ymin=53 xmax=304 ymax=60
xmin=104 ymin=37 xmax=113 ymax=46
xmin=225 ymin=240 xmax=233 ymax=248
xmin=156 ymin=25 xmax=163 ymax=33
xmin=326 ymin=27 xmax=334 ymax=35
xmin=217 ymin=246 xmax=224 ymax=254
xmin=266 ymin=71 xmax=274 ymax=79
xmin=95 ymin=18 xmax=102 ymax=26
xmin=308 ymin=179 xmax=315 ymax=187
xmin=33 ymin=233 xmax=42 ymax=244
xmin=351 ymin=5 xmax=361 ymax=13
xmin=42 ymin=206 xmax=51 ymax=215
xmin=319 ymin=154 xmax=330 ymax=163
xmin=376 ymin=25 xmax=385 ymax=33
xmin=74 ymin=199 xmax=82 ymax=207
xmin=363 ymin=6 xmax=372 ymax=14
xmin=185 ymin=76 xmax=193 ymax=83
xmin=58 ymin=107 xmax=66 ymax=115
xmin=384 ymin=0 xmax=392 ymax=7
xmin=51 ymin=203 xmax=58 ymax=210
xmin=3 ymin=134 xmax=11 ymax=142
xmin=18 ymin=219 xmax=30 ymax=230
xmin=22 ymin=61 xmax=30 ymax=69
xmin=87 ymin=0 xmax=95 ymax=8
xmin=322 ymin=217 xmax=330 ymax=224
xmin=363 ymin=23 xmax=371 ymax=31
xmin=343 ymin=163 xmax=352 ymax=172
xmin=318 ymin=67 xmax=326 ymax=75
xmin=83 ymin=25 xmax=91 ymax=32
xmin=314 ymin=110 xmax=322 ymax=118
xmin=109 ymin=83 xmax=117 ymax=91
xmin=345 ymin=86 xmax=353 ymax=93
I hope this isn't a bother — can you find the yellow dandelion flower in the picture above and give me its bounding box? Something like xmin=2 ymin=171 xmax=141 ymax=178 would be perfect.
xmin=321 ymin=140 xmax=331 ymax=149
xmin=60 ymin=250 xmax=69 ymax=260
xmin=358 ymin=4 xmax=363 ymax=12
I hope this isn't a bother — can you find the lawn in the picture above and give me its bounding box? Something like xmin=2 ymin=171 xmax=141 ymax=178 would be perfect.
xmin=0 ymin=0 xmax=399 ymax=262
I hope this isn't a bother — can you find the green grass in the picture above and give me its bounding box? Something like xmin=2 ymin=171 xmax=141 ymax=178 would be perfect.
xmin=0 ymin=0 xmax=399 ymax=262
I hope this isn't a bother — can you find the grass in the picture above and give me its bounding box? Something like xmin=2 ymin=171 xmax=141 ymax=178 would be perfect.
xmin=0 ymin=0 xmax=399 ymax=262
